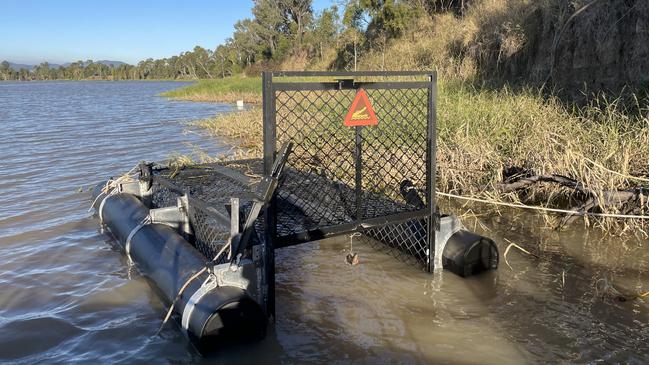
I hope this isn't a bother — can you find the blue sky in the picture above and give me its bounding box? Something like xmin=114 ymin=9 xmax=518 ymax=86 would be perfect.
xmin=0 ymin=0 xmax=333 ymax=65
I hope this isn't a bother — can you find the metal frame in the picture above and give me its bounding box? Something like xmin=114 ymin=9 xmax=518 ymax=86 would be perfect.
xmin=262 ymin=71 xmax=438 ymax=280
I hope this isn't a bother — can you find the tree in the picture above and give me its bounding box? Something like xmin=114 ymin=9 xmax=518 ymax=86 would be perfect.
xmin=19 ymin=68 xmax=30 ymax=80
xmin=280 ymin=0 xmax=314 ymax=44
xmin=214 ymin=45 xmax=231 ymax=78
xmin=309 ymin=6 xmax=341 ymax=62
xmin=34 ymin=62 xmax=51 ymax=80
xmin=252 ymin=0 xmax=285 ymax=59
xmin=192 ymin=46 xmax=214 ymax=78
xmin=346 ymin=0 xmax=412 ymax=40
xmin=0 ymin=61 xmax=12 ymax=80
xmin=232 ymin=19 xmax=260 ymax=67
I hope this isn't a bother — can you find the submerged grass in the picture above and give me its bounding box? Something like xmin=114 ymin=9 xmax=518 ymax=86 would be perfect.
xmin=182 ymin=76 xmax=649 ymax=234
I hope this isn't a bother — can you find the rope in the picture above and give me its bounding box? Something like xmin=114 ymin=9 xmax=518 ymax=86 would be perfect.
xmin=88 ymin=164 xmax=141 ymax=213
xmin=346 ymin=232 xmax=361 ymax=265
xmin=436 ymin=191 xmax=649 ymax=220
xmin=97 ymin=188 xmax=120 ymax=223
xmin=349 ymin=232 xmax=361 ymax=253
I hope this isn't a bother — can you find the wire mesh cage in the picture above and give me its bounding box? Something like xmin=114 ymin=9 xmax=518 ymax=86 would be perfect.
xmin=145 ymin=71 xmax=437 ymax=272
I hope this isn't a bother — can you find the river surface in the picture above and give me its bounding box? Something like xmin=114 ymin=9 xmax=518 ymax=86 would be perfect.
xmin=1 ymin=81 xmax=648 ymax=364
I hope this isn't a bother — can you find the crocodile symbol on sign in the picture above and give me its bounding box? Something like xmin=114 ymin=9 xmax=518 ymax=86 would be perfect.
xmin=351 ymin=107 xmax=369 ymax=120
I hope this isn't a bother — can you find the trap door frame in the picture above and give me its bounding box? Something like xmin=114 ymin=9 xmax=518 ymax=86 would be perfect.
xmin=261 ymin=71 xmax=438 ymax=315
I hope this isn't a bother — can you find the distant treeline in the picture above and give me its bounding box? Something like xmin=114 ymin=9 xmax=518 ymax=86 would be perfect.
xmin=1 ymin=0 xmax=453 ymax=81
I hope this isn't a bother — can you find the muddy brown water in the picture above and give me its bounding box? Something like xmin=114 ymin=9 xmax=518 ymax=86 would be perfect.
xmin=1 ymin=81 xmax=648 ymax=364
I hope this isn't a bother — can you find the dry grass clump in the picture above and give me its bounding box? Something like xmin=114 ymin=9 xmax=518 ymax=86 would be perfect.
xmin=193 ymin=108 xmax=263 ymax=158
xmin=437 ymin=81 xmax=649 ymax=233
xmin=168 ymin=91 xmax=261 ymax=104
xmin=355 ymin=0 xmax=585 ymax=87
xmin=356 ymin=14 xmax=478 ymax=80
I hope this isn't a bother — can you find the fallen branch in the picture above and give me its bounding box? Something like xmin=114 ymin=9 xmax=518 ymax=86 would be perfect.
xmin=492 ymin=172 xmax=649 ymax=227
xmin=495 ymin=174 xmax=587 ymax=194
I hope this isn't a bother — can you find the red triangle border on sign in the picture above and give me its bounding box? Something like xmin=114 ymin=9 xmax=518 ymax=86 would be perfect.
xmin=344 ymin=88 xmax=378 ymax=127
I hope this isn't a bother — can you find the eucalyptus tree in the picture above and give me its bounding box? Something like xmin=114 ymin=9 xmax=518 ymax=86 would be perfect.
xmin=251 ymin=0 xmax=286 ymax=59
xmin=192 ymin=46 xmax=215 ymax=78
xmin=307 ymin=6 xmax=341 ymax=61
xmin=280 ymin=0 xmax=314 ymax=45
xmin=0 ymin=61 xmax=13 ymax=80
xmin=214 ymin=44 xmax=232 ymax=78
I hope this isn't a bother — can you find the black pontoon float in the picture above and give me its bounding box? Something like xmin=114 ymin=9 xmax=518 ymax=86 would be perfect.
xmin=91 ymin=71 xmax=499 ymax=352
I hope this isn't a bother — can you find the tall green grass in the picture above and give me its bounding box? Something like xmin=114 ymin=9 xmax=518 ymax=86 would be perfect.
xmin=162 ymin=76 xmax=262 ymax=103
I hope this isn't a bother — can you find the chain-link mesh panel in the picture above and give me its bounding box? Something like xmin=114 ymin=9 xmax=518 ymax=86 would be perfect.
xmin=155 ymin=166 xmax=260 ymax=209
xmin=273 ymin=85 xmax=432 ymax=267
xmin=363 ymin=217 xmax=429 ymax=268
xmin=360 ymin=88 xmax=429 ymax=217
xmin=186 ymin=202 xmax=231 ymax=264
xmin=274 ymin=89 xmax=357 ymax=233
xmin=151 ymin=179 xmax=180 ymax=209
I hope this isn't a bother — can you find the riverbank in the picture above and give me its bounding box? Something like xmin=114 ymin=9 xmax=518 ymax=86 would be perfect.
xmin=167 ymin=76 xmax=649 ymax=234
xmin=161 ymin=76 xmax=261 ymax=104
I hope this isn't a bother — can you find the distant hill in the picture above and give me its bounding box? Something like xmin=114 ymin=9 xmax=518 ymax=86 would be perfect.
xmin=7 ymin=62 xmax=37 ymax=71
xmin=5 ymin=60 xmax=128 ymax=71
xmin=96 ymin=60 xmax=127 ymax=68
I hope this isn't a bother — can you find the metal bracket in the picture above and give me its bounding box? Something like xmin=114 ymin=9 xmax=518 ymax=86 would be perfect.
xmin=149 ymin=205 xmax=185 ymax=230
xmin=228 ymin=197 xmax=241 ymax=260
xmin=176 ymin=195 xmax=193 ymax=239
xmin=335 ymin=78 xmax=355 ymax=90
xmin=434 ymin=215 xmax=464 ymax=270
xmin=118 ymin=181 xmax=140 ymax=196
xmin=138 ymin=161 xmax=154 ymax=207
xmin=212 ymin=259 xmax=261 ymax=304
